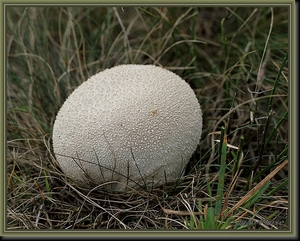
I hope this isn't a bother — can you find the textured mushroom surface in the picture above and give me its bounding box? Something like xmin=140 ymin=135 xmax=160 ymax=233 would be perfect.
xmin=52 ymin=64 xmax=202 ymax=191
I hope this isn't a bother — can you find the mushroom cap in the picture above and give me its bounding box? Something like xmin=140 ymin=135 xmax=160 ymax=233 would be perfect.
xmin=52 ymin=64 xmax=202 ymax=191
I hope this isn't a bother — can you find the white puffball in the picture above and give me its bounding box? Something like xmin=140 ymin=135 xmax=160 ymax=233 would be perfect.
xmin=52 ymin=64 xmax=202 ymax=191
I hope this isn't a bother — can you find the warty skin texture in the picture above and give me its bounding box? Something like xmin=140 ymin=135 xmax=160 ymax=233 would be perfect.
xmin=52 ymin=64 xmax=202 ymax=191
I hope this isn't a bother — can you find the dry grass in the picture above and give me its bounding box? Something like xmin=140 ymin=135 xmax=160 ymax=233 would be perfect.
xmin=6 ymin=6 xmax=289 ymax=230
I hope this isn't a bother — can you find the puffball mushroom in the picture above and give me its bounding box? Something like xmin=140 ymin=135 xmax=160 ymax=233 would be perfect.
xmin=52 ymin=64 xmax=202 ymax=191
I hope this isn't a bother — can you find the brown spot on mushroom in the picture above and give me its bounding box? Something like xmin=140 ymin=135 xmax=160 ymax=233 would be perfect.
xmin=151 ymin=110 xmax=157 ymax=115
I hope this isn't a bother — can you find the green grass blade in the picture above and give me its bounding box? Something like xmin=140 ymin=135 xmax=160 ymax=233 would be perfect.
xmin=243 ymin=180 xmax=270 ymax=209
xmin=204 ymin=207 xmax=216 ymax=229
xmin=265 ymin=179 xmax=288 ymax=196
xmin=215 ymin=127 xmax=227 ymax=215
